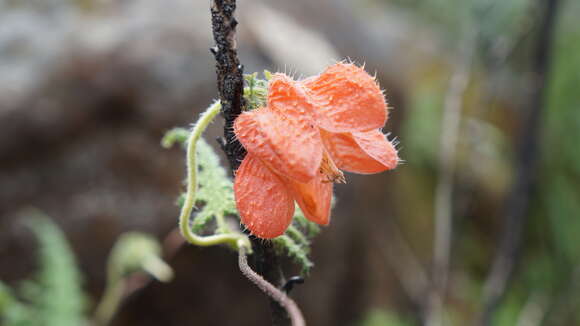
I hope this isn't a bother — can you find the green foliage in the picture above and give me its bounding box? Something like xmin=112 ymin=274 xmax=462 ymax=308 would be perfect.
xmin=370 ymin=0 xmax=580 ymax=324
xmin=358 ymin=309 xmax=413 ymax=326
xmin=25 ymin=215 xmax=86 ymax=326
xmin=163 ymin=127 xmax=320 ymax=273
xmin=191 ymin=138 xmax=238 ymax=233
xmin=0 ymin=214 xmax=86 ymax=326
xmin=491 ymin=289 xmax=525 ymax=326
xmin=293 ymin=209 xmax=321 ymax=239
xmin=473 ymin=0 xmax=530 ymax=48
xmin=163 ymin=129 xmax=237 ymax=233
xmin=545 ymin=177 xmax=580 ymax=262
xmin=33 ymin=217 xmax=86 ymax=326
xmin=272 ymin=207 xmax=321 ymax=275
xmin=106 ymin=232 xmax=172 ymax=282
xmin=386 ymin=0 xmax=472 ymax=42
xmin=402 ymin=81 xmax=444 ymax=167
xmin=244 ymin=72 xmax=268 ymax=111
xmin=0 ymin=215 xmax=173 ymax=326
xmin=530 ymin=6 xmax=580 ymax=323
xmin=542 ymin=5 xmax=580 ymax=269
xmin=273 ymin=235 xmax=313 ymax=274
xmin=0 ymin=282 xmax=35 ymax=326
xmin=161 ymin=127 xmax=190 ymax=149
xmin=94 ymin=232 xmax=172 ymax=325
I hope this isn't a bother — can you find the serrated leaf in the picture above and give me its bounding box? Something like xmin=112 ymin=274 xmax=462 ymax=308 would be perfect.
xmin=285 ymin=225 xmax=309 ymax=248
xmin=272 ymin=235 xmax=314 ymax=275
xmin=292 ymin=206 xmax=321 ymax=239
xmin=271 ymin=204 xmax=323 ymax=275
xmin=191 ymin=138 xmax=237 ymax=232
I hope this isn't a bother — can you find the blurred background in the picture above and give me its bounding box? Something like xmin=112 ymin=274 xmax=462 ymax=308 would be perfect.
xmin=1 ymin=0 xmax=579 ymax=325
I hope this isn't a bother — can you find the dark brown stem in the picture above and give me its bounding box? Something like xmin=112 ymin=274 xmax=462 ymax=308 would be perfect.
xmin=249 ymin=238 xmax=292 ymax=326
xmin=209 ymin=1 xmax=291 ymax=325
xmin=477 ymin=0 xmax=560 ymax=324
xmin=210 ymin=0 xmax=246 ymax=171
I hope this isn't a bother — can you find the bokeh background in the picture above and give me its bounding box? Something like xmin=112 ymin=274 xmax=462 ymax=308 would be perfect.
xmin=1 ymin=0 xmax=579 ymax=325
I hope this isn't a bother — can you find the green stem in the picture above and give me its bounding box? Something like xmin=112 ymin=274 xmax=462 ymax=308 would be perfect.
xmin=142 ymin=255 xmax=173 ymax=282
xmin=178 ymin=101 xmax=251 ymax=251
xmin=94 ymin=280 xmax=124 ymax=326
xmin=215 ymin=212 xmax=229 ymax=233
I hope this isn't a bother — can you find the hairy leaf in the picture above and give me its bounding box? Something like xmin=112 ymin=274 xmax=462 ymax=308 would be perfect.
xmin=191 ymin=138 xmax=238 ymax=232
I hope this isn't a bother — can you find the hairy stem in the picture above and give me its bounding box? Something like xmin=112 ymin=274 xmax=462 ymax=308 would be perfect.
xmin=178 ymin=101 xmax=250 ymax=250
xmin=238 ymin=244 xmax=306 ymax=326
xmin=94 ymin=282 xmax=124 ymax=326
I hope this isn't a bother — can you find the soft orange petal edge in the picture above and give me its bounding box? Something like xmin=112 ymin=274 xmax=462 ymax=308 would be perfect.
xmin=321 ymin=128 xmax=399 ymax=174
xmin=301 ymin=62 xmax=387 ymax=133
xmin=286 ymin=171 xmax=333 ymax=226
xmin=234 ymin=154 xmax=295 ymax=239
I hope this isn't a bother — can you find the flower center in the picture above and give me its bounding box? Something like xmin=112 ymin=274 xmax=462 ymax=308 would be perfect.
xmin=320 ymin=151 xmax=346 ymax=184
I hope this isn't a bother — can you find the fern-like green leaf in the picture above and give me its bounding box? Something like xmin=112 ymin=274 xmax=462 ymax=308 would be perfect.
xmin=273 ymin=235 xmax=314 ymax=275
xmin=291 ymin=206 xmax=321 ymax=239
xmin=161 ymin=128 xmax=190 ymax=149
xmin=162 ymin=130 xmax=237 ymax=233
xmin=191 ymin=138 xmax=238 ymax=232
xmin=272 ymin=205 xmax=322 ymax=275
xmin=0 ymin=282 xmax=35 ymax=326
xmin=22 ymin=213 xmax=86 ymax=326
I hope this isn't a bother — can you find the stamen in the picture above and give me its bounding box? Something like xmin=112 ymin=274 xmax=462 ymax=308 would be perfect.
xmin=320 ymin=152 xmax=346 ymax=184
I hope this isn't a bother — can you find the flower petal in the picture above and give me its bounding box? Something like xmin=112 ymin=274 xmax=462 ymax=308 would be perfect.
xmin=301 ymin=62 xmax=387 ymax=133
xmin=287 ymin=171 xmax=333 ymax=225
xmin=234 ymin=154 xmax=294 ymax=239
xmin=268 ymin=73 xmax=315 ymax=118
xmin=321 ymin=129 xmax=398 ymax=174
xmin=234 ymin=108 xmax=323 ymax=183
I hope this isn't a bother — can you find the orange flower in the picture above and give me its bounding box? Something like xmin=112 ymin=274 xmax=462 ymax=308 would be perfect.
xmin=234 ymin=63 xmax=399 ymax=238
